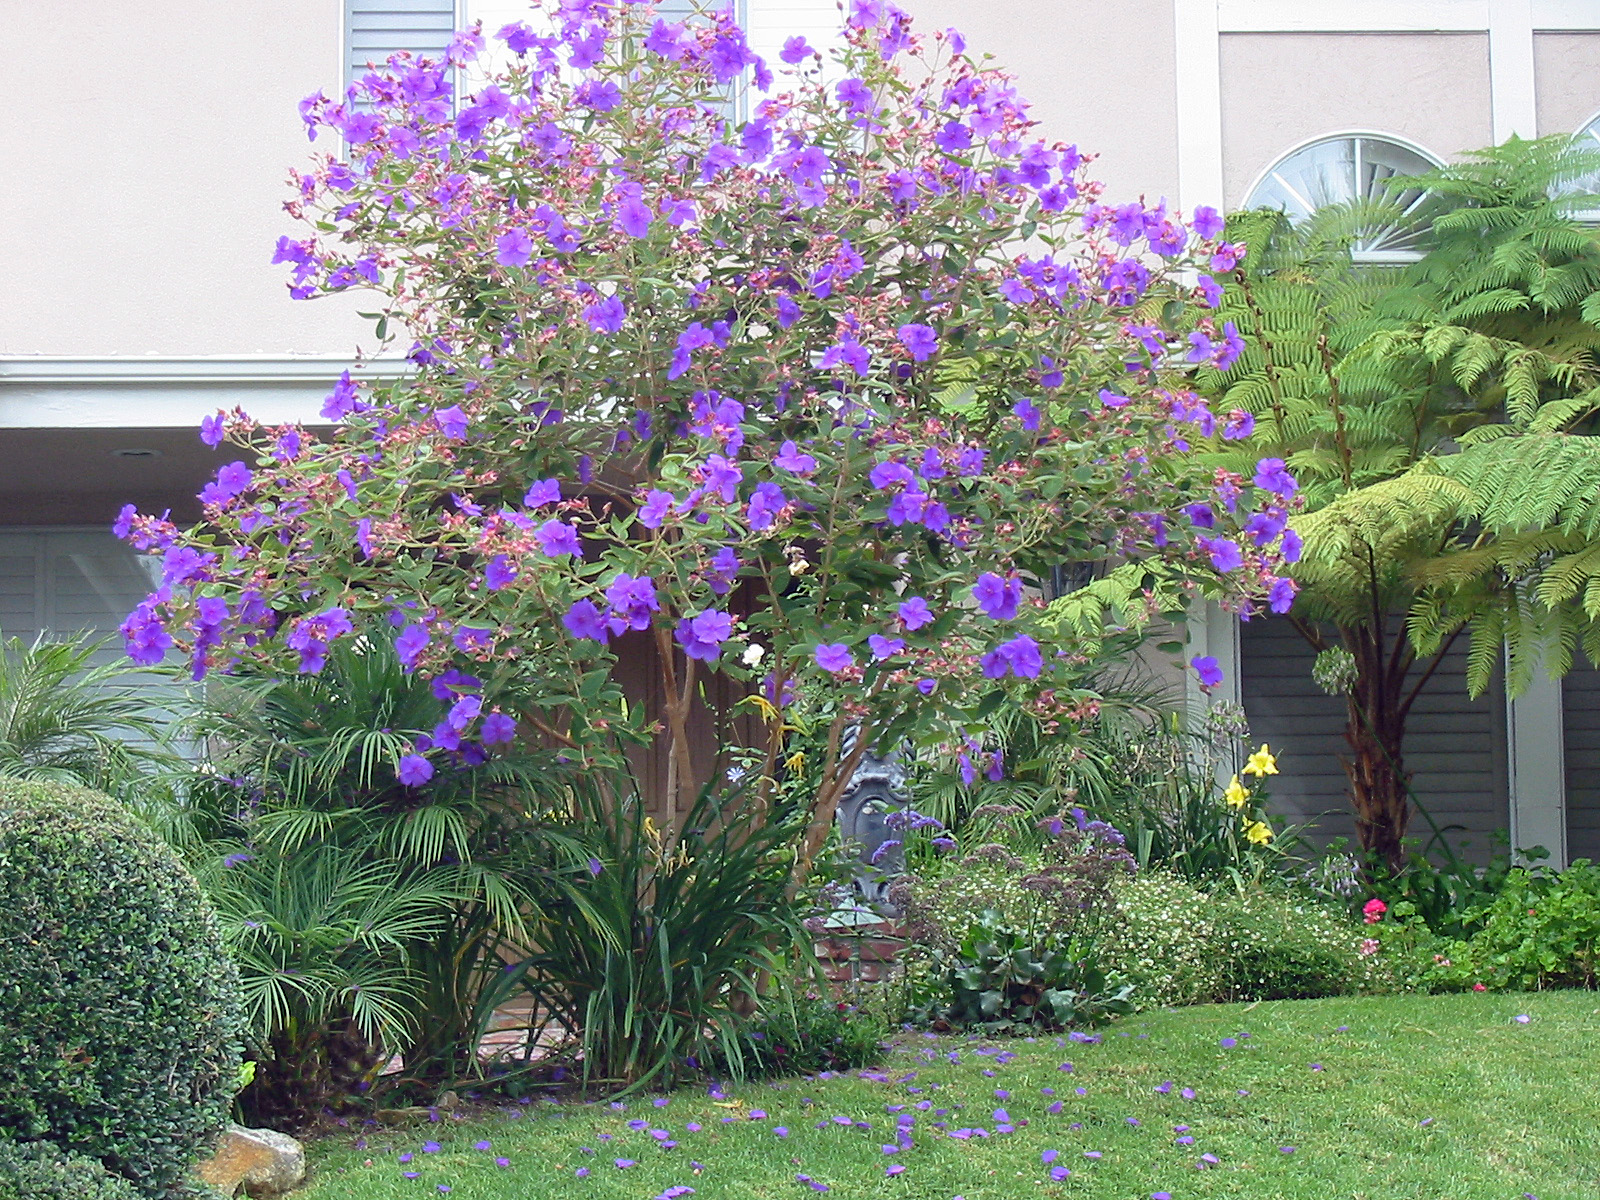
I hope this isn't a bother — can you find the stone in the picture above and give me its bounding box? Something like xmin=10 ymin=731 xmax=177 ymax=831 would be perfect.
xmin=196 ymin=1124 xmax=306 ymax=1197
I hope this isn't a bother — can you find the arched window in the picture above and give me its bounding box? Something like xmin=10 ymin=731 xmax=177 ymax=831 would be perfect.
xmin=1243 ymin=133 xmax=1444 ymax=263
xmin=1563 ymin=111 xmax=1600 ymax=216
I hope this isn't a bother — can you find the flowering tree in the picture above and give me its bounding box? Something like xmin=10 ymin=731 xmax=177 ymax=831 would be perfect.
xmin=117 ymin=0 xmax=1295 ymax=879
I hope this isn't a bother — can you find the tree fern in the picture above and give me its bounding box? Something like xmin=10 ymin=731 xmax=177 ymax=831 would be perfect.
xmin=1183 ymin=134 xmax=1600 ymax=868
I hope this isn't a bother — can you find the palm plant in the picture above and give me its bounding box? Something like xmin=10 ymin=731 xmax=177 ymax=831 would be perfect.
xmin=195 ymin=845 xmax=456 ymax=1127
xmin=0 ymin=628 xmax=172 ymax=794
xmin=188 ymin=633 xmax=591 ymax=1104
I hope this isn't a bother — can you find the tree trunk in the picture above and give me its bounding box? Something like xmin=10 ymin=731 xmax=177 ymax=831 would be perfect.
xmin=1341 ymin=645 xmax=1413 ymax=873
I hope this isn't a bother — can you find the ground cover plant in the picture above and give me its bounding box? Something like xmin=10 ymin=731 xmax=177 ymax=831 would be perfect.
xmin=293 ymin=990 xmax=1599 ymax=1200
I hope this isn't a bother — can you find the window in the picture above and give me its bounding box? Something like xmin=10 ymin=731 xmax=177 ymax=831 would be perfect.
xmin=0 ymin=530 xmax=156 ymax=649
xmin=346 ymin=0 xmax=459 ymax=95
xmin=656 ymin=0 xmax=748 ymax=122
xmin=1561 ymin=110 xmax=1600 ymax=217
xmin=1243 ymin=134 xmax=1444 ymax=263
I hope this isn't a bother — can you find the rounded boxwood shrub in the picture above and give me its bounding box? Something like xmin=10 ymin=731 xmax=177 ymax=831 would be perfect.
xmin=0 ymin=1137 xmax=141 ymax=1200
xmin=0 ymin=777 xmax=243 ymax=1197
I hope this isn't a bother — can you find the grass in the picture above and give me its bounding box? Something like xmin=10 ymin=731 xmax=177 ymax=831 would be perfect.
xmin=296 ymin=990 xmax=1599 ymax=1199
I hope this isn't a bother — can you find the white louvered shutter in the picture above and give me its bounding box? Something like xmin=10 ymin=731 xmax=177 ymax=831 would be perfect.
xmin=347 ymin=0 xmax=459 ymax=92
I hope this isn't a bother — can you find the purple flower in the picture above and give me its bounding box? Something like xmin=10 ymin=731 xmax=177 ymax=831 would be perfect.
xmin=482 ymin=713 xmax=517 ymax=744
xmin=676 ymin=610 xmax=732 ymax=661
xmin=524 ymin=478 xmax=561 ymax=507
xmin=587 ymin=857 xmax=604 ymax=877
xmin=536 ymin=519 xmax=582 ymax=558
xmin=585 ymin=294 xmax=626 ymax=334
xmin=1216 ymin=321 xmax=1246 ymax=370
xmin=563 ymin=599 xmax=609 ymax=643
xmin=898 ymin=323 xmax=939 ymax=362
xmin=867 ymin=634 xmax=905 ymax=660
xmin=774 ymin=440 xmax=817 ymax=475
xmin=897 ymin=596 xmax=933 ymax=630
xmin=576 ymin=79 xmax=621 ymax=111
xmin=1268 ymin=576 xmax=1297 ymax=614
xmin=613 ymin=182 xmax=653 ymax=239
xmin=746 ymin=482 xmax=787 ymax=531
xmin=199 ymin=413 xmax=226 ymax=447
xmin=1191 ymin=655 xmax=1224 ymax=690
xmin=398 ymin=754 xmax=434 ymax=787
xmin=815 ymin=643 xmax=853 ymax=673
xmin=485 ymin=555 xmax=517 ymax=590
xmin=1196 ymin=274 xmax=1224 ymax=307
xmin=1002 ymin=635 xmax=1042 ymax=677
xmin=1223 ymin=409 xmax=1255 ymax=439
xmin=1253 ymin=456 xmax=1298 ymax=496
xmin=395 ymin=624 xmax=429 ymax=669
xmin=1098 ymin=389 xmax=1132 ymax=409
xmin=1013 ymin=398 xmax=1042 ymax=431
xmin=435 ymin=405 xmax=469 ymax=439
xmin=1201 ymin=536 xmax=1243 ymax=573
xmin=935 ymin=120 xmax=972 ymax=154
xmin=819 ymin=337 xmax=871 ymax=376
xmin=496 ymin=228 xmax=534 ymax=267
xmin=199 ymin=461 xmax=253 ymax=506
xmin=1212 ymin=242 xmax=1245 ymax=272
xmin=972 ymin=572 xmax=1022 ymax=620
xmin=605 ymin=572 xmax=660 ymax=632
xmin=638 ymin=489 xmax=674 ymax=528
xmin=780 ymin=35 xmax=815 ymax=63
xmin=1191 ymin=204 xmax=1225 ymax=240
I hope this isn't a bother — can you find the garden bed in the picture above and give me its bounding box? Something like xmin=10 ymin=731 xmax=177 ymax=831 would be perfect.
xmin=296 ymin=990 xmax=1598 ymax=1199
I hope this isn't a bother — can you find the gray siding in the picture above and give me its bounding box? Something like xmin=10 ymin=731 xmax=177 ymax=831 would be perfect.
xmin=1562 ymin=665 xmax=1600 ymax=863
xmin=1239 ymin=616 xmax=1508 ymax=861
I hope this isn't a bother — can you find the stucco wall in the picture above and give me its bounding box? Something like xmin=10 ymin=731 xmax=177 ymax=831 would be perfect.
xmin=0 ymin=0 xmax=375 ymax=356
xmin=1534 ymin=32 xmax=1600 ymax=136
xmin=893 ymin=0 xmax=1181 ymax=203
xmin=1218 ymin=32 xmax=1492 ymax=206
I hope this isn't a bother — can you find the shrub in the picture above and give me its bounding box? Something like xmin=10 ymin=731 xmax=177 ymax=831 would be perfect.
xmin=894 ymin=808 xmax=1136 ymax=952
xmin=0 ymin=777 xmax=243 ymax=1197
xmin=1426 ymin=861 xmax=1600 ymax=991
xmin=0 ymin=1138 xmax=141 ymax=1200
xmin=1211 ymin=887 xmax=1395 ymax=1001
xmin=1103 ymin=872 xmax=1226 ymax=1009
xmin=893 ymin=816 xmax=1137 ymax=1032
xmin=720 ymin=995 xmax=889 ymax=1078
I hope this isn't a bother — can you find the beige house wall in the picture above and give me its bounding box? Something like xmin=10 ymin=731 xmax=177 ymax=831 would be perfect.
xmin=895 ymin=0 xmax=1181 ymax=202
xmin=0 ymin=0 xmax=374 ymax=357
xmin=1534 ymin=31 xmax=1600 ymax=135
xmin=1218 ymin=32 xmax=1493 ymax=205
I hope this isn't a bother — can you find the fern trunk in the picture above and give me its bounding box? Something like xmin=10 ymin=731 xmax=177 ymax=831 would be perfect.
xmin=1340 ymin=626 xmax=1414 ymax=873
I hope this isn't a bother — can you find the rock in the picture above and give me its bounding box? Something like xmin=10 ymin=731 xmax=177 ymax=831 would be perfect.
xmin=196 ymin=1124 xmax=306 ymax=1197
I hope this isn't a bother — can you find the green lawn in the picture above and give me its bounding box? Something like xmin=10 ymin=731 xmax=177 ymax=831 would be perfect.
xmin=296 ymin=991 xmax=1599 ymax=1199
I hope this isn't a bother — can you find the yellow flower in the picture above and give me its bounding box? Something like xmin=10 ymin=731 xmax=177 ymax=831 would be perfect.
xmin=1245 ymin=820 xmax=1273 ymax=845
xmin=1224 ymin=775 xmax=1249 ymax=809
xmin=1242 ymin=744 xmax=1279 ymax=777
